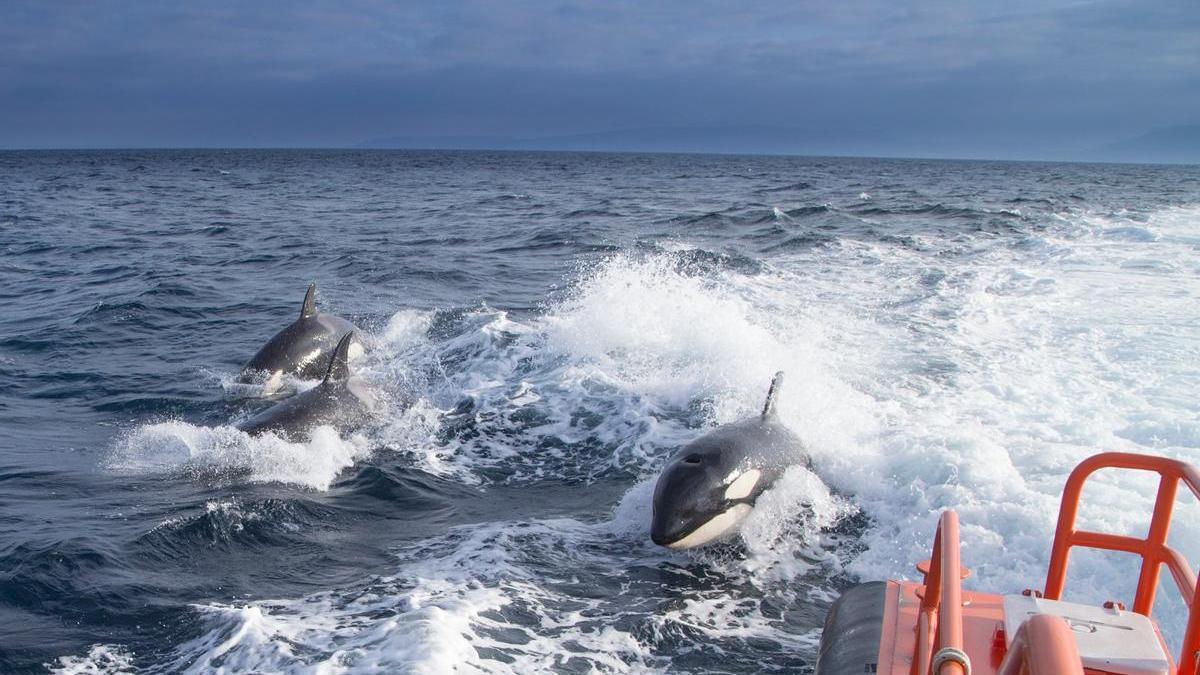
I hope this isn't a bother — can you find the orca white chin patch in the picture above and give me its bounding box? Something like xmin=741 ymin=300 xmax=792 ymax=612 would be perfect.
xmin=665 ymin=504 xmax=753 ymax=550
xmin=724 ymin=469 xmax=761 ymax=501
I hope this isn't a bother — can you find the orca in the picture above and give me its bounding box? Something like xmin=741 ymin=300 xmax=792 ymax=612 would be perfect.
xmin=650 ymin=372 xmax=807 ymax=550
xmin=239 ymin=283 xmax=362 ymax=394
xmin=238 ymin=332 xmax=375 ymax=439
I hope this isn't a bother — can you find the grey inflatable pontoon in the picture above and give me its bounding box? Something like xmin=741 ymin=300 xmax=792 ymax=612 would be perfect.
xmin=814 ymin=581 xmax=886 ymax=674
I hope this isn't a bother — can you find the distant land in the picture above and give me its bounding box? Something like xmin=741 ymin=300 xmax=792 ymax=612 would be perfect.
xmin=358 ymin=125 xmax=977 ymax=160
xmin=359 ymin=123 xmax=1200 ymax=165
xmin=358 ymin=126 xmax=868 ymax=156
xmin=1087 ymin=125 xmax=1200 ymax=165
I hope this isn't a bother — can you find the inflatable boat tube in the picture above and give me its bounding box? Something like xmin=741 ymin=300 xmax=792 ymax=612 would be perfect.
xmin=815 ymin=581 xmax=886 ymax=675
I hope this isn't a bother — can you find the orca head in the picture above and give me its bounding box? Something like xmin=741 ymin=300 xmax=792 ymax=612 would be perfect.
xmin=650 ymin=440 xmax=765 ymax=550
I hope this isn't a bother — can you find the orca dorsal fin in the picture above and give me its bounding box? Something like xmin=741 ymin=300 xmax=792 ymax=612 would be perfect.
xmin=323 ymin=332 xmax=354 ymax=384
xmin=761 ymin=371 xmax=784 ymax=419
xmin=299 ymin=283 xmax=318 ymax=320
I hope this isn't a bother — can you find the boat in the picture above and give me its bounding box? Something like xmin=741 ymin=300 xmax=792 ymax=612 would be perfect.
xmin=815 ymin=452 xmax=1200 ymax=675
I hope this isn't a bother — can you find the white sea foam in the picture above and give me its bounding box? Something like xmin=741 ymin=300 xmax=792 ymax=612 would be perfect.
xmin=130 ymin=488 xmax=848 ymax=673
xmin=85 ymin=203 xmax=1200 ymax=668
xmin=51 ymin=644 xmax=135 ymax=674
xmin=108 ymin=394 xmax=861 ymax=671
xmin=144 ymin=520 xmax=651 ymax=672
xmin=108 ymin=421 xmax=371 ymax=491
xmin=202 ymin=203 xmax=1200 ymax=601
xmin=737 ymin=466 xmax=858 ymax=583
xmin=370 ymin=248 xmax=879 ymax=491
xmin=774 ymin=203 xmax=1200 ymax=643
xmin=422 ymin=203 xmax=1200 ymax=646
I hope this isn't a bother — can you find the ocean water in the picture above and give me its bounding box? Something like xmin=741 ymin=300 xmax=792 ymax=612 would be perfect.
xmin=1 ymin=150 xmax=1198 ymax=673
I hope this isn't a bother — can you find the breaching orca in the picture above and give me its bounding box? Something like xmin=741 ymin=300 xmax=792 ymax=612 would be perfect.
xmin=650 ymin=372 xmax=807 ymax=549
xmin=239 ymin=283 xmax=362 ymax=394
xmin=238 ymin=332 xmax=375 ymax=439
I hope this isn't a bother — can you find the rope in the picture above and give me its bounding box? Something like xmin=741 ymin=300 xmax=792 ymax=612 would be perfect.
xmin=931 ymin=647 xmax=972 ymax=675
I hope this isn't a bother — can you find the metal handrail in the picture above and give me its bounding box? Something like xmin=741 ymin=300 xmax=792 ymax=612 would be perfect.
xmin=996 ymin=614 xmax=1085 ymax=675
xmin=913 ymin=510 xmax=968 ymax=675
xmin=1043 ymin=452 xmax=1200 ymax=675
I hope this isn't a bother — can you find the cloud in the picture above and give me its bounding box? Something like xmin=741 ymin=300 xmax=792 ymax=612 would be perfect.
xmin=0 ymin=0 xmax=1196 ymax=155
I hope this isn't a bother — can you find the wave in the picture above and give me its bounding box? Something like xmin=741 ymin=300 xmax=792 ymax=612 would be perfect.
xmin=134 ymin=498 xmax=339 ymax=560
xmin=106 ymin=245 xmax=869 ymax=493
xmin=849 ymin=202 xmax=1006 ymax=219
xmin=71 ymin=195 xmax=1200 ymax=668
xmin=755 ymin=181 xmax=813 ymax=193
xmin=73 ymin=466 xmax=855 ymax=673
xmin=107 ymin=421 xmax=373 ymax=491
xmin=663 ymin=211 xmax=736 ymax=228
xmin=563 ymin=208 xmax=623 ymax=219
xmin=0 ymin=539 xmax=123 ymax=614
xmin=103 ymin=240 xmax=875 ymax=497
xmin=634 ymin=241 xmax=764 ymax=275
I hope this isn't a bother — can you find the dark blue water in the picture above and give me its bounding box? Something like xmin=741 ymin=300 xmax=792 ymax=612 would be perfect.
xmin=2 ymin=150 xmax=1198 ymax=673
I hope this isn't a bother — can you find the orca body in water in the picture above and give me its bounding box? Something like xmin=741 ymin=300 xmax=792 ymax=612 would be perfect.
xmin=238 ymin=332 xmax=374 ymax=439
xmin=239 ymin=283 xmax=362 ymax=394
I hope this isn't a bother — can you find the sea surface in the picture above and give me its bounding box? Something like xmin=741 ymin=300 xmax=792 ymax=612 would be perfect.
xmin=1 ymin=150 xmax=1198 ymax=673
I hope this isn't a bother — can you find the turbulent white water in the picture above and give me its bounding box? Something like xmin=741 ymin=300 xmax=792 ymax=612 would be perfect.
xmin=71 ymin=202 xmax=1200 ymax=672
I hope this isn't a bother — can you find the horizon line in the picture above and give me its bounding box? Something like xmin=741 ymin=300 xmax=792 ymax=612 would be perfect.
xmin=0 ymin=145 xmax=1195 ymax=168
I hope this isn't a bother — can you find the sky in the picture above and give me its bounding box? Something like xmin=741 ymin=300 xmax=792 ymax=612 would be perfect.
xmin=1 ymin=0 xmax=1197 ymax=159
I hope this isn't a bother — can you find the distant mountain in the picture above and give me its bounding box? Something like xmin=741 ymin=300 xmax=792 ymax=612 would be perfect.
xmin=1090 ymin=124 xmax=1200 ymax=165
xmin=358 ymin=125 xmax=888 ymax=157
xmin=360 ymin=124 xmax=1200 ymax=164
xmin=357 ymin=134 xmax=520 ymax=150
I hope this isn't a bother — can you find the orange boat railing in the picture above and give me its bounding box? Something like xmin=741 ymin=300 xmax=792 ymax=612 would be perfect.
xmin=912 ymin=452 xmax=1198 ymax=675
xmin=996 ymin=614 xmax=1084 ymax=675
xmin=912 ymin=510 xmax=1089 ymax=675
xmin=1042 ymin=452 xmax=1200 ymax=675
xmin=913 ymin=510 xmax=968 ymax=675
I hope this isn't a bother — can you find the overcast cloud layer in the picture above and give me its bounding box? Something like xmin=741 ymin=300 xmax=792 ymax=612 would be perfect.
xmin=2 ymin=0 xmax=1197 ymax=159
